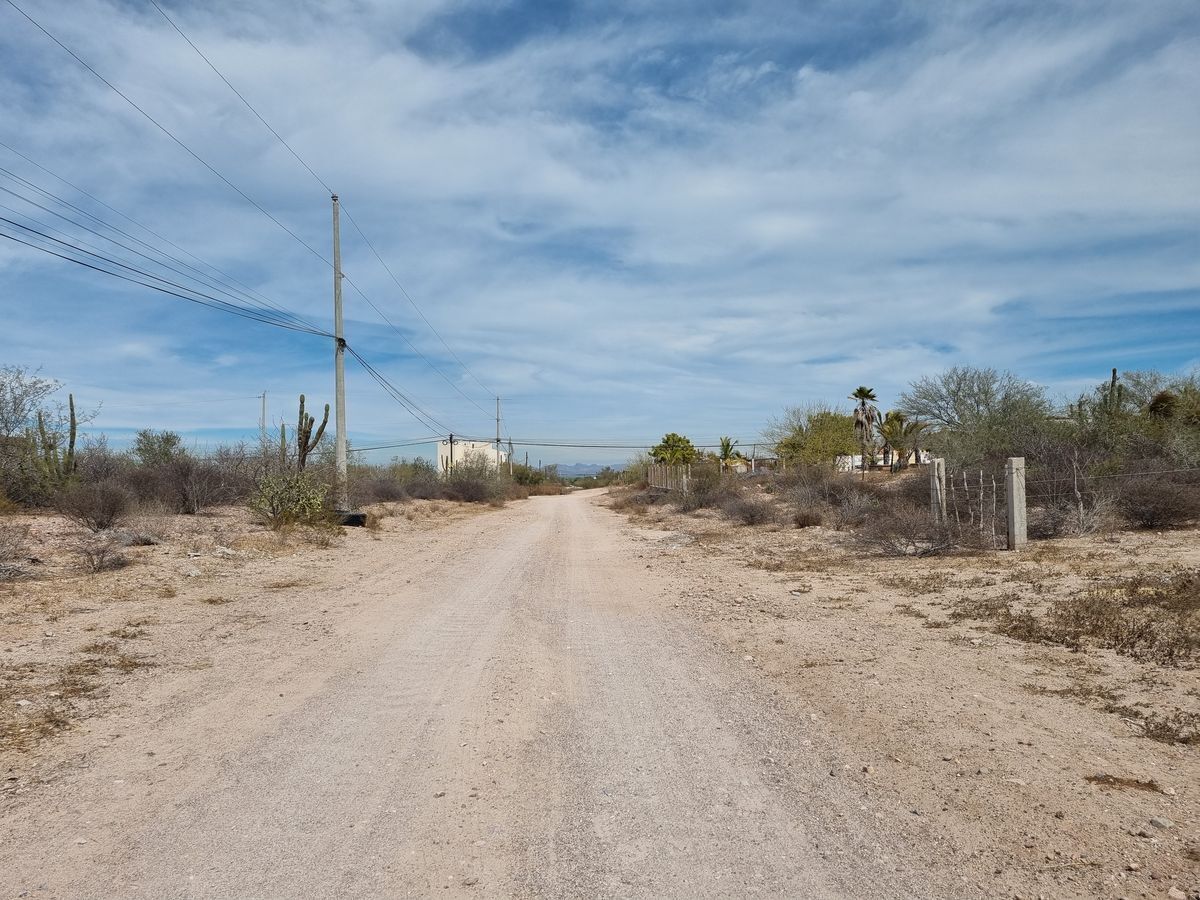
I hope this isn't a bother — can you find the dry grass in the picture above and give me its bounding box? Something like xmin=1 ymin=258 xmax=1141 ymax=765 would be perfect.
xmin=200 ymin=596 xmax=233 ymax=605
xmin=881 ymin=572 xmax=952 ymax=595
xmin=946 ymin=569 xmax=1200 ymax=667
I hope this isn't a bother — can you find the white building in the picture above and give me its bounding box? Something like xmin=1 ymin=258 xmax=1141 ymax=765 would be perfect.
xmin=437 ymin=439 xmax=509 ymax=473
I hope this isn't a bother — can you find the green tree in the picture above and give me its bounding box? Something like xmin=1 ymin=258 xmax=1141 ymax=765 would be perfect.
xmin=898 ymin=367 xmax=1051 ymax=468
xmin=766 ymin=403 xmax=857 ymax=466
xmin=132 ymin=429 xmax=186 ymax=467
xmin=650 ymin=433 xmax=698 ymax=465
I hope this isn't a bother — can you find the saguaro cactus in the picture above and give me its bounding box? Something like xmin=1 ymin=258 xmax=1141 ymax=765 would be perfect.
xmin=1102 ymin=367 xmax=1124 ymax=416
xmin=33 ymin=392 xmax=77 ymax=487
xmin=295 ymin=394 xmax=329 ymax=471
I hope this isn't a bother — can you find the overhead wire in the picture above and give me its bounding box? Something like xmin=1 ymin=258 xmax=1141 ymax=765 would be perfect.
xmin=0 ymin=139 xmax=320 ymax=332
xmin=7 ymin=0 xmax=499 ymax=435
xmin=2 ymin=0 xmax=331 ymax=267
xmin=0 ymin=215 xmax=331 ymax=336
xmin=344 ymin=345 xmax=458 ymax=435
xmin=144 ymin=0 xmax=498 ymax=409
xmin=0 ymin=174 xmax=318 ymax=331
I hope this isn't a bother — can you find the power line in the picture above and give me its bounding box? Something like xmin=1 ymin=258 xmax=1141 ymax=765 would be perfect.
xmin=0 ymin=139 xmax=320 ymax=332
xmin=0 ymin=175 xmax=317 ymax=331
xmin=144 ymin=0 xmax=498 ymax=406
xmin=3 ymin=0 xmax=330 ymax=266
xmin=344 ymin=346 xmax=458 ymax=435
xmin=0 ymin=217 xmax=330 ymax=336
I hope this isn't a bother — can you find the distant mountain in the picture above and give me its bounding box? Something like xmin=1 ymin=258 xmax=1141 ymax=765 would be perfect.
xmin=555 ymin=463 xmax=623 ymax=477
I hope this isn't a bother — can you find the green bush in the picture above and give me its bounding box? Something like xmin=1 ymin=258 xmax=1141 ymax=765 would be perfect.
xmin=251 ymin=472 xmax=329 ymax=529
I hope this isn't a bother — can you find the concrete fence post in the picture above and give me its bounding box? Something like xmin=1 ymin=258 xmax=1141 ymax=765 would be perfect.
xmin=930 ymin=458 xmax=946 ymax=524
xmin=1005 ymin=457 xmax=1028 ymax=551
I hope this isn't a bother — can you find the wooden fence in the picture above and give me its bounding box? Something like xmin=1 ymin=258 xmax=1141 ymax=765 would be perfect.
xmin=647 ymin=463 xmax=692 ymax=492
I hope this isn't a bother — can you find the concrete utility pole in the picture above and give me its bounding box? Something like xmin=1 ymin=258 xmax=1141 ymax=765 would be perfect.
xmin=332 ymin=194 xmax=348 ymax=511
xmin=495 ymin=396 xmax=501 ymax=471
xmin=259 ymin=391 xmax=267 ymax=443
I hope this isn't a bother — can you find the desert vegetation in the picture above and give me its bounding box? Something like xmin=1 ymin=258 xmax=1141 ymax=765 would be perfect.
xmin=620 ymin=365 xmax=1200 ymax=552
xmin=0 ymin=365 xmax=563 ymax=557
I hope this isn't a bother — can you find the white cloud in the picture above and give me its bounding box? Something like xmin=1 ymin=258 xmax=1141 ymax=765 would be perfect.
xmin=0 ymin=0 xmax=1196 ymax=463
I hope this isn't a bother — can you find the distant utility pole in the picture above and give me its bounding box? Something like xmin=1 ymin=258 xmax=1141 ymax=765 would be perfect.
xmin=259 ymin=391 xmax=267 ymax=442
xmin=495 ymin=396 xmax=501 ymax=471
xmin=332 ymin=194 xmax=348 ymax=511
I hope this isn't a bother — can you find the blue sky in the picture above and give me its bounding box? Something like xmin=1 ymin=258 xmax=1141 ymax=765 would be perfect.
xmin=1 ymin=0 xmax=1197 ymax=465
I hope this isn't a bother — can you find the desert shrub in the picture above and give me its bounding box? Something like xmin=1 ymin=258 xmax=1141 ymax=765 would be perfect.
xmin=950 ymin=571 xmax=1200 ymax=665
xmin=395 ymin=458 xmax=442 ymax=500
xmin=720 ymin=496 xmax=776 ymax=526
xmin=251 ymin=472 xmax=329 ymax=529
xmin=792 ymin=508 xmax=823 ymax=528
xmin=673 ymin=464 xmax=738 ymax=512
xmin=77 ymin=538 xmax=129 ymax=573
xmin=353 ymin=473 xmax=407 ymax=505
xmin=851 ymin=502 xmax=958 ymax=557
xmin=56 ymin=480 xmax=133 ymax=532
xmin=0 ymin=522 xmax=28 ymax=578
xmin=526 ymin=482 xmax=565 ymax=496
xmin=1116 ymin=478 xmax=1200 ymax=529
xmin=74 ymin=435 xmax=131 ymax=483
xmin=830 ymin=491 xmax=879 ymax=530
xmin=442 ymin=457 xmax=503 ymax=504
xmin=609 ymin=488 xmax=664 ymax=511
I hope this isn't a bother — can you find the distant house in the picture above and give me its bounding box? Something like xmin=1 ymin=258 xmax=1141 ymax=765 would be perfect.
xmin=835 ymin=449 xmax=931 ymax=472
xmin=437 ymin=439 xmax=508 ymax=473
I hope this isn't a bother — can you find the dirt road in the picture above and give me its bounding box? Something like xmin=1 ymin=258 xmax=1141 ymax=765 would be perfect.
xmin=2 ymin=491 xmax=950 ymax=898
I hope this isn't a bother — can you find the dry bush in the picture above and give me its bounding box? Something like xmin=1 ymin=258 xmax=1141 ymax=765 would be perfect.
xmin=720 ymin=496 xmax=776 ymax=526
xmin=56 ymin=480 xmax=133 ymax=532
xmin=0 ymin=522 xmax=28 ymax=579
xmin=951 ymin=570 xmax=1199 ymax=666
xmin=442 ymin=457 xmax=504 ymax=504
xmin=851 ymin=502 xmax=958 ymax=557
xmin=526 ymin=483 xmax=565 ymax=496
xmin=353 ymin=474 xmax=407 ymax=505
xmin=77 ymin=538 xmax=129 ymax=573
xmin=1116 ymin=478 xmax=1200 ymax=529
xmin=610 ymin=488 xmax=665 ymax=511
xmin=674 ymin=466 xmax=739 ymax=512
xmin=1136 ymin=710 xmax=1200 ymax=745
xmin=792 ymin=508 xmax=823 ymax=528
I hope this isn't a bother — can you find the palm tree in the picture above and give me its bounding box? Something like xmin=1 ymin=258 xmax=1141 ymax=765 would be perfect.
xmin=849 ymin=386 xmax=880 ymax=478
xmin=877 ymin=412 xmax=928 ymax=471
xmin=717 ymin=436 xmax=746 ymax=474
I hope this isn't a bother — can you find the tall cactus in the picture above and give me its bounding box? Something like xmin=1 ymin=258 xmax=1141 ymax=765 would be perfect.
xmin=1102 ymin=367 xmax=1125 ymax=416
xmin=295 ymin=394 xmax=329 ymax=471
xmin=32 ymin=393 xmax=77 ymax=487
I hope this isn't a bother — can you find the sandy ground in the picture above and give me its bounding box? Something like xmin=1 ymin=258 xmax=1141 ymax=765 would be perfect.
xmin=0 ymin=490 xmax=1196 ymax=898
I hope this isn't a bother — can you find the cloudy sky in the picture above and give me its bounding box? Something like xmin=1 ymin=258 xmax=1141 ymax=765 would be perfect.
xmin=1 ymin=0 xmax=1197 ymax=465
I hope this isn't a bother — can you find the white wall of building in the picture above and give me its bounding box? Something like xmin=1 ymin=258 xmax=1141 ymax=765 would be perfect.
xmin=437 ymin=440 xmax=508 ymax=473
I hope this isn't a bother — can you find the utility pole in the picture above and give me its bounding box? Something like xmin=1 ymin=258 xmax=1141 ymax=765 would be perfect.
xmin=448 ymin=433 xmax=455 ymax=470
xmin=495 ymin=396 xmax=501 ymax=472
xmin=259 ymin=391 xmax=267 ymax=442
xmin=332 ymin=194 xmax=348 ymax=511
